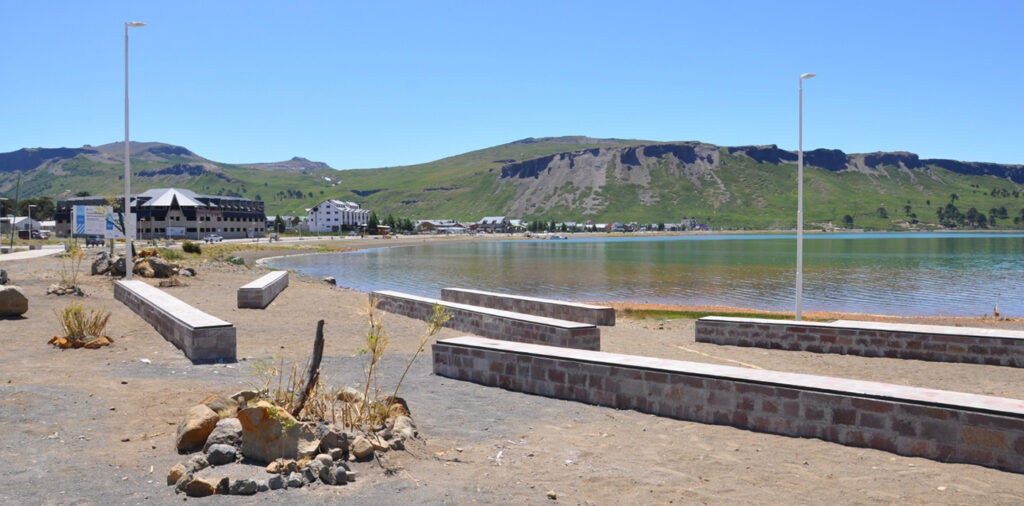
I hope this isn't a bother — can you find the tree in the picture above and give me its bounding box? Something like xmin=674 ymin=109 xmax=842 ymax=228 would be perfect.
xmin=842 ymin=214 xmax=854 ymax=228
xmin=367 ymin=211 xmax=379 ymax=235
xmin=74 ymin=191 xmax=91 ymax=197
xmin=950 ymin=193 xmax=959 ymax=203
xmin=903 ymin=205 xmax=912 ymax=216
xmin=876 ymin=207 xmax=888 ymax=219
xmin=274 ymin=215 xmax=285 ymax=233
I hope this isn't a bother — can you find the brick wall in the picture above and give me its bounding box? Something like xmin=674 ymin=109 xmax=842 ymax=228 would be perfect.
xmin=115 ymin=281 xmax=236 ymax=362
xmin=441 ymin=288 xmax=615 ymax=326
xmin=238 ymin=270 xmax=289 ymax=309
xmin=696 ymin=317 xmax=1024 ymax=368
xmin=372 ymin=290 xmax=600 ymax=350
xmin=433 ymin=336 xmax=1024 ymax=474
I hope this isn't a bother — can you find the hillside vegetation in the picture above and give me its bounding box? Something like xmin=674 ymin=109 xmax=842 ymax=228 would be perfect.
xmin=1 ymin=137 xmax=1022 ymax=230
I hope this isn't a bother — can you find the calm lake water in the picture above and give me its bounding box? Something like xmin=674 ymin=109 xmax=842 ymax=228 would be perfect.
xmin=265 ymin=233 xmax=1024 ymax=317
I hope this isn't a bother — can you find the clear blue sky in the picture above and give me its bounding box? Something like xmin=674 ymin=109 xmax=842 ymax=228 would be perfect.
xmin=2 ymin=1 xmax=1022 ymax=169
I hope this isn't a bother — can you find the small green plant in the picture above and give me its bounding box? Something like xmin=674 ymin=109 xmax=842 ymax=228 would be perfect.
xmin=182 ymin=240 xmax=201 ymax=254
xmin=229 ymin=256 xmax=245 ymax=265
xmin=55 ymin=302 xmax=111 ymax=342
xmin=159 ymin=248 xmax=185 ymax=261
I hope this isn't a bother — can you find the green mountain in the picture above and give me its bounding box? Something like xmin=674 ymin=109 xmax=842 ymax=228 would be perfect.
xmin=2 ymin=137 xmax=1023 ymax=230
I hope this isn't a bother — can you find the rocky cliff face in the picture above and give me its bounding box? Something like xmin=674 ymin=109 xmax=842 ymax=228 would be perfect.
xmin=496 ymin=142 xmax=1023 ymax=217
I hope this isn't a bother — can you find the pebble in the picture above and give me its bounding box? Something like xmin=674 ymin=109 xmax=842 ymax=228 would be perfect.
xmin=228 ymin=478 xmax=258 ymax=495
xmin=268 ymin=474 xmax=287 ymax=490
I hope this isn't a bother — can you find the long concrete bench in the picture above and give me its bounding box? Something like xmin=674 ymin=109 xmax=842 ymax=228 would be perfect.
xmin=695 ymin=316 xmax=1024 ymax=368
xmin=237 ymin=270 xmax=289 ymax=309
xmin=115 ymin=280 xmax=236 ymax=362
xmin=372 ymin=290 xmax=600 ymax=350
xmin=433 ymin=336 xmax=1024 ymax=474
xmin=441 ymin=287 xmax=615 ymax=326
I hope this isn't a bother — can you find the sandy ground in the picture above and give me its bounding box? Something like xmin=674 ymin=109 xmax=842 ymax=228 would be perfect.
xmin=1 ymin=236 xmax=1023 ymax=505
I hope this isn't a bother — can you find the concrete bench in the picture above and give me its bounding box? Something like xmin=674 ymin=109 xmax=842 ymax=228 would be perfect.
xmin=237 ymin=270 xmax=288 ymax=309
xmin=441 ymin=288 xmax=615 ymax=326
xmin=695 ymin=316 xmax=1024 ymax=368
xmin=115 ymin=280 xmax=236 ymax=362
xmin=433 ymin=336 xmax=1024 ymax=474
xmin=372 ymin=290 xmax=600 ymax=350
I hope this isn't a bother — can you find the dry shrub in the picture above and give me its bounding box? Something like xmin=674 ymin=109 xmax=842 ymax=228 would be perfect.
xmin=59 ymin=246 xmax=85 ymax=289
xmin=249 ymin=301 xmax=450 ymax=431
xmin=51 ymin=302 xmax=112 ymax=349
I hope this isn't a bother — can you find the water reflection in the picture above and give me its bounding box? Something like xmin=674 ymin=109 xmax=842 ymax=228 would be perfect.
xmin=267 ymin=233 xmax=1024 ymax=317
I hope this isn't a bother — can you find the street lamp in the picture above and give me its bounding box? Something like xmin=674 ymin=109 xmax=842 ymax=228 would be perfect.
xmin=124 ymin=21 xmax=145 ymax=279
xmin=27 ymin=204 xmax=36 ymax=246
xmin=795 ymin=72 xmax=816 ymax=321
xmin=0 ymin=197 xmax=7 ymax=251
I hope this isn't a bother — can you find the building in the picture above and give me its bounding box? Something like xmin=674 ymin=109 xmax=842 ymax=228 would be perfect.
xmin=307 ymin=200 xmax=369 ymax=233
xmin=0 ymin=216 xmax=42 ymax=235
xmin=415 ymin=219 xmax=465 ymax=234
xmin=54 ymin=188 xmax=267 ymax=240
xmin=477 ymin=216 xmax=509 ymax=233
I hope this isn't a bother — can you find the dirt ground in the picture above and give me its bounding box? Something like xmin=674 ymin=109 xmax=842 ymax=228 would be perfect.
xmin=1 ymin=236 xmax=1023 ymax=505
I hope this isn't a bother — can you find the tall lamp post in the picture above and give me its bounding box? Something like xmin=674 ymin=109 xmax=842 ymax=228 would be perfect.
xmin=795 ymin=72 xmax=816 ymax=321
xmin=0 ymin=197 xmax=7 ymax=251
xmin=124 ymin=21 xmax=145 ymax=280
xmin=27 ymin=204 xmax=36 ymax=247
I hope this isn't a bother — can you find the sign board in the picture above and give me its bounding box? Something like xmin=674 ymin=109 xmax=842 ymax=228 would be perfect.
xmin=166 ymin=227 xmax=186 ymax=237
xmin=73 ymin=205 xmax=121 ymax=238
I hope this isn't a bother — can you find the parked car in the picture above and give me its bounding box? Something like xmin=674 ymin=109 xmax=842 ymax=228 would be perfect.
xmin=85 ymin=235 xmax=105 ymax=247
xmin=17 ymin=230 xmax=43 ymax=240
xmin=204 ymin=234 xmax=224 ymax=243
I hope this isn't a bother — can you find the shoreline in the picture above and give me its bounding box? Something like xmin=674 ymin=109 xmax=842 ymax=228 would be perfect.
xmin=233 ymin=234 xmax=1020 ymax=328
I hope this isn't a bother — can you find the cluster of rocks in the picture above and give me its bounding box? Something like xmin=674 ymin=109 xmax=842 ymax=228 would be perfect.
xmin=169 ymin=389 xmax=417 ymax=498
xmin=46 ymin=283 xmax=84 ymax=297
xmin=0 ymin=269 xmax=28 ymax=316
xmin=91 ymin=250 xmax=196 ymax=279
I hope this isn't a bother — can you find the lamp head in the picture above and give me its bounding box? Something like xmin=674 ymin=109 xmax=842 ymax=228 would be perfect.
xmin=801 ymin=73 xmax=816 ymax=79
xmin=126 ymin=21 xmax=146 ymax=27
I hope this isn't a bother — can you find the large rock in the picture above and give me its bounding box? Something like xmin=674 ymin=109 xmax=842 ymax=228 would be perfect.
xmin=175 ymin=404 xmax=219 ymax=453
xmin=109 ymin=257 xmax=126 ymax=277
xmin=182 ymin=477 xmax=218 ymax=497
xmin=149 ymin=256 xmax=176 ymax=278
xmin=199 ymin=394 xmax=238 ymax=418
xmin=0 ymin=286 xmax=28 ymax=317
xmin=91 ymin=253 xmax=110 ymax=276
xmin=204 ymin=417 xmax=243 ymax=451
xmin=237 ymin=401 xmax=320 ymax=464
xmin=350 ymin=436 xmax=374 ymax=460
xmin=0 ymin=269 xmax=8 ymax=284
xmin=316 ymin=423 xmax=350 ymax=453
xmin=206 ymin=444 xmax=237 ymax=466
xmin=167 ymin=463 xmax=187 ymax=485
xmin=229 ymin=478 xmax=258 ymax=495
xmin=390 ymin=415 xmax=417 ymax=440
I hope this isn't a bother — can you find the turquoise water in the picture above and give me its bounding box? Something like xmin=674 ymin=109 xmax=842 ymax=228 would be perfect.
xmin=266 ymin=232 xmax=1024 ymax=317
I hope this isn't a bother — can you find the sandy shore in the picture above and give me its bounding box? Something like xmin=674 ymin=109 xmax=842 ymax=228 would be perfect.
xmin=1 ymin=236 xmax=1023 ymax=504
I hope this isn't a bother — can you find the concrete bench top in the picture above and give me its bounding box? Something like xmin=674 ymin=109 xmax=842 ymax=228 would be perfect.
xmin=444 ymin=287 xmax=610 ymax=309
xmin=374 ymin=290 xmax=595 ymax=329
xmin=117 ymin=280 xmax=232 ymax=329
xmin=441 ymin=336 xmax=1024 ymax=417
xmin=240 ymin=270 xmax=288 ymax=290
xmin=700 ymin=316 xmax=1024 ymax=341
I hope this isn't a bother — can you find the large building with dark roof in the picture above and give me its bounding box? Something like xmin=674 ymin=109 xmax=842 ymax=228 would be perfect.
xmin=54 ymin=188 xmax=266 ymax=240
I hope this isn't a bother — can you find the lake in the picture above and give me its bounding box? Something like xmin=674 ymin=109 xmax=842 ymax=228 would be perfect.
xmin=264 ymin=232 xmax=1024 ymax=317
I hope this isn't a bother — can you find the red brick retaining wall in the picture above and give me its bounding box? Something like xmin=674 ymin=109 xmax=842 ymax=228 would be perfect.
xmin=433 ymin=336 xmax=1024 ymax=474
xmin=441 ymin=288 xmax=615 ymax=326
xmin=695 ymin=317 xmax=1024 ymax=368
xmin=373 ymin=290 xmax=600 ymax=350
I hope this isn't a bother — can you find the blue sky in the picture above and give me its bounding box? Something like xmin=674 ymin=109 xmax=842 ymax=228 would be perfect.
xmin=1 ymin=1 xmax=1022 ymax=169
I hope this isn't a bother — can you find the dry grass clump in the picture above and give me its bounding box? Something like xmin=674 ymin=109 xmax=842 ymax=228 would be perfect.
xmin=49 ymin=302 xmax=113 ymax=349
xmin=249 ymin=300 xmax=450 ymax=432
xmin=58 ymin=246 xmax=85 ymax=290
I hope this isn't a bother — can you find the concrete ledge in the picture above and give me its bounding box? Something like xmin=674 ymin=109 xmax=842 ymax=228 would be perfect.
xmin=433 ymin=336 xmax=1024 ymax=474
xmin=115 ymin=280 xmax=236 ymax=362
xmin=441 ymin=287 xmax=615 ymax=326
xmin=372 ymin=290 xmax=600 ymax=350
xmin=237 ymin=270 xmax=289 ymax=309
xmin=695 ymin=317 xmax=1024 ymax=367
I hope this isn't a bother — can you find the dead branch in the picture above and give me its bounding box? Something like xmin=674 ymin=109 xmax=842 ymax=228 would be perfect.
xmin=290 ymin=319 xmax=325 ymax=418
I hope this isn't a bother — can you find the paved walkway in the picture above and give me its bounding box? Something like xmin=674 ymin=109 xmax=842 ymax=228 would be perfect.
xmin=0 ymin=245 xmax=64 ymax=262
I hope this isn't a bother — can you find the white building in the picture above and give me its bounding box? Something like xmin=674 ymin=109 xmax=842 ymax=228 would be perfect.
xmin=307 ymin=200 xmax=369 ymax=233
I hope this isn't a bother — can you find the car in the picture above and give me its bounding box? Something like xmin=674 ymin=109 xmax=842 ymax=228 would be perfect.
xmin=204 ymin=234 xmax=224 ymax=243
xmin=85 ymin=235 xmax=105 ymax=247
xmin=17 ymin=230 xmax=44 ymax=240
